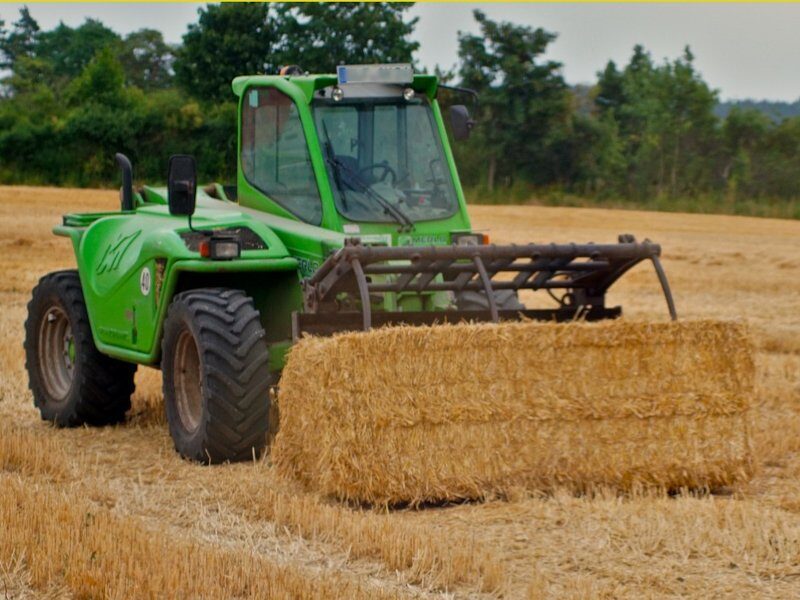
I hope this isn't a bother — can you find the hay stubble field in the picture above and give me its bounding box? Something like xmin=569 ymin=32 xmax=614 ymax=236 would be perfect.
xmin=1 ymin=186 xmax=799 ymax=599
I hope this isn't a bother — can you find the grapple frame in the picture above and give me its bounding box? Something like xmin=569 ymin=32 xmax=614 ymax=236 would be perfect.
xmin=293 ymin=235 xmax=676 ymax=339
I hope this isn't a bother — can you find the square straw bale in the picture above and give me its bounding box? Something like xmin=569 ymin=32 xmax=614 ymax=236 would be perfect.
xmin=272 ymin=320 xmax=754 ymax=506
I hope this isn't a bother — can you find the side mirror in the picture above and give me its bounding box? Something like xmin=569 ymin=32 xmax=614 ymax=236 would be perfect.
xmin=167 ymin=154 xmax=197 ymax=217
xmin=115 ymin=153 xmax=134 ymax=211
xmin=449 ymin=105 xmax=475 ymax=141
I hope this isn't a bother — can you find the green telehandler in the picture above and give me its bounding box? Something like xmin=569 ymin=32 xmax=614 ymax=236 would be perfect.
xmin=24 ymin=64 xmax=677 ymax=465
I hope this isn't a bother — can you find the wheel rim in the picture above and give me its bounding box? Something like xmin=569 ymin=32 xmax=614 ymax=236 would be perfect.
xmin=37 ymin=305 xmax=74 ymax=401
xmin=173 ymin=329 xmax=203 ymax=433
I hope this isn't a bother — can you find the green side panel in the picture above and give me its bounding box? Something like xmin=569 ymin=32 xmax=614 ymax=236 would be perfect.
xmin=70 ymin=203 xmax=297 ymax=365
xmin=140 ymin=186 xmax=168 ymax=206
xmin=62 ymin=212 xmax=124 ymax=227
xmin=266 ymin=340 xmax=293 ymax=373
xmin=53 ymin=224 xmax=83 ymax=255
xmin=198 ymin=194 xmax=348 ymax=278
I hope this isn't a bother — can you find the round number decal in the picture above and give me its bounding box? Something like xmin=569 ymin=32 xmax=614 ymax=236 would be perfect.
xmin=140 ymin=267 xmax=151 ymax=296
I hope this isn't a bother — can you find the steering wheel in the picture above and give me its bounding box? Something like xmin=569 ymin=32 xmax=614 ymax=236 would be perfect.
xmin=359 ymin=161 xmax=397 ymax=186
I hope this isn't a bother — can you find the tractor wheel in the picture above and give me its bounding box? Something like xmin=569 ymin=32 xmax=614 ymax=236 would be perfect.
xmin=24 ymin=270 xmax=136 ymax=426
xmin=455 ymin=289 xmax=525 ymax=312
xmin=161 ymin=288 xmax=271 ymax=464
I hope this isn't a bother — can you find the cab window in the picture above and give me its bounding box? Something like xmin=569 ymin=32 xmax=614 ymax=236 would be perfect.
xmin=241 ymin=88 xmax=322 ymax=225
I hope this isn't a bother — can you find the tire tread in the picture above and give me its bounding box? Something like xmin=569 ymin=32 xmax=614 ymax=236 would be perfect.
xmin=162 ymin=288 xmax=271 ymax=463
xmin=24 ymin=270 xmax=136 ymax=427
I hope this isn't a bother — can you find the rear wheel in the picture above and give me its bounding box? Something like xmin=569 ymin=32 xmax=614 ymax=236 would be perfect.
xmin=161 ymin=288 xmax=271 ymax=464
xmin=24 ymin=270 xmax=136 ymax=426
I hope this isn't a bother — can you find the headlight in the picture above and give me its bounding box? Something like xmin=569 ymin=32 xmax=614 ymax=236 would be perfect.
xmin=199 ymin=237 xmax=241 ymax=260
xmin=452 ymin=232 xmax=490 ymax=246
xmin=211 ymin=239 xmax=241 ymax=259
xmin=182 ymin=227 xmax=266 ymax=254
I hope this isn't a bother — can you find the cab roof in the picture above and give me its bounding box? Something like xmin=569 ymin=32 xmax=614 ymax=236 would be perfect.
xmin=231 ymin=73 xmax=439 ymax=103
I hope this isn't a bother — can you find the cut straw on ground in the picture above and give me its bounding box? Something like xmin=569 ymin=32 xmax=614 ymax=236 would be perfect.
xmin=0 ymin=421 xmax=69 ymax=479
xmin=225 ymin=477 xmax=508 ymax=594
xmin=273 ymin=319 xmax=755 ymax=506
xmin=0 ymin=473 xmax=402 ymax=600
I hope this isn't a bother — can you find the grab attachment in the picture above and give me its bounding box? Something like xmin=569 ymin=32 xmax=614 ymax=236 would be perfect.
xmin=295 ymin=235 xmax=678 ymax=339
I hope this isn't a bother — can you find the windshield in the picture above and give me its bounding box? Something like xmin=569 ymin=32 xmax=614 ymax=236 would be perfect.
xmin=313 ymin=96 xmax=458 ymax=224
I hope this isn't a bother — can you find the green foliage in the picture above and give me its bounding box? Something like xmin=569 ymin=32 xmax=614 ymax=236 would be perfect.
xmin=0 ymin=6 xmax=39 ymax=69
xmin=67 ymin=47 xmax=125 ymax=105
xmin=37 ymin=19 xmax=120 ymax=79
xmin=118 ymin=29 xmax=174 ymax=90
xmin=592 ymin=46 xmax=720 ymax=199
xmin=273 ymin=3 xmax=418 ymax=72
xmin=746 ymin=117 xmax=800 ymax=200
xmin=174 ymin=3 xmax=276 ymax=102
xmin=451 ymin=20 xmax=800 ymax=213
xmin=456 ymin=11 xmax=570 ymax=190
xmin=2 ymin=54 xmax=54 ymax=97
xmin=172 ymin=3 xmax=419 ymax=101
xmin=0 ymin=4 xmax=799 ymax=219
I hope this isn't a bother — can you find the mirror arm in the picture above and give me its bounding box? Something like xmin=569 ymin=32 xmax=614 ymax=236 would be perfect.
xmin=438 ymin=84 xmax=480 ymax=106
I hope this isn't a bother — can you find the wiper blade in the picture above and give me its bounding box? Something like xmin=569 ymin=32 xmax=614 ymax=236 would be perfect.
xmin=320 ymin=119 xmax=414 ymax=232
xmin=320 ymin=120 xmax=348 ymax=210
xmin=336 ymin=159 xmax=414 ymax=232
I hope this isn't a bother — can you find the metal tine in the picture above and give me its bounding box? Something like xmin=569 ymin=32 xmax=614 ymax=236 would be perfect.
xmin=393 ymin=270 xmax=418 ymax=293
xmin=450 ymin=270 xmax=477 ymax=292
xmin=472 ymin=255 xmax=499 ymax=322
xmin=529 ymin=256 xmax=574 ymax=289
xmin=414 ymin=258 xmax=456 ymax=292
xmin=351 ymin=258 xmax=372 ymax=331
xmin=483 ymin=256 xmax=515 ymax=282
xmin=512 ymin=257 xmax=543 ymax=288
xmin=590 ymin=257 xmax=644 ymax=291
xmin=375 ymin=257 xmax=456 ymax=293
xmin=450 ymin=254 xmax=485 ymax=292
xmin=651 ymin=255 xmax=677 ymax=320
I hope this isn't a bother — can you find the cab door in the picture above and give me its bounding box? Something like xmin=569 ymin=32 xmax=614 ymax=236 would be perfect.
xmin=238 ymin=86 xmax=325 ymax=226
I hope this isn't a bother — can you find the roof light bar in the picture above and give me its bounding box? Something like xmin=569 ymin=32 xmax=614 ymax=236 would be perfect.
xmin=336 ymin=64 xmax=413 ymax=86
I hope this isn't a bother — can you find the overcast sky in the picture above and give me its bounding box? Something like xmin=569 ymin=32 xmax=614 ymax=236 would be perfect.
xmin=1 ymin=3 xmax=798 ymax=102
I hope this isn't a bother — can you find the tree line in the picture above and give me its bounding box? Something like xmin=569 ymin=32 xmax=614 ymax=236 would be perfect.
xmin=1 ymin=4 xmax=798 ymax=216
xmin=0 ymin=4 xmax=418 ymax=186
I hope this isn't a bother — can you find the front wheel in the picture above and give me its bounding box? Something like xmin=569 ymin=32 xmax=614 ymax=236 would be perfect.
xmin=161 ymin=288 xmax=272 ymax=464
xmin=455 ymin=289 xmax=525 ymax=312
xmin=24 ymin=270 xmax=136 ymax=426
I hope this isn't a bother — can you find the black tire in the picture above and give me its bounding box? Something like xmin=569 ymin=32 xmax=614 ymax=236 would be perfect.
xmin=455 ymin=289 xmax=525 ymax=312
xmin=24 ymin=270 xmax=136 ymax=427
xmin=161 ymin=288 xmax=271 ymax=464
